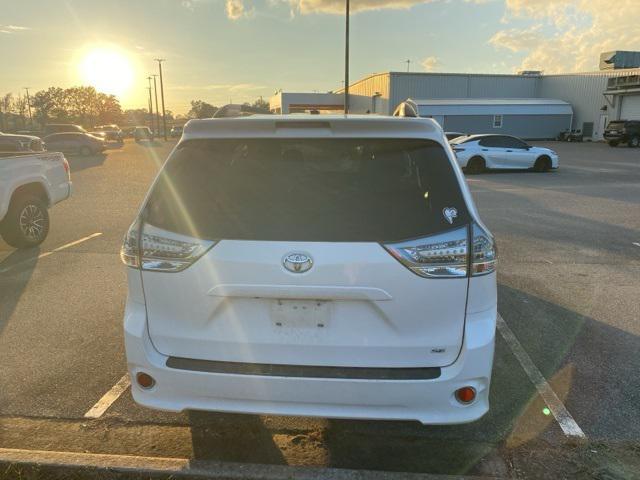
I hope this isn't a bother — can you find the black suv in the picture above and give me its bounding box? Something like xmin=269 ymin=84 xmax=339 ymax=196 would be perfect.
xmin=604 ymin=120 xmax=640 ymax=147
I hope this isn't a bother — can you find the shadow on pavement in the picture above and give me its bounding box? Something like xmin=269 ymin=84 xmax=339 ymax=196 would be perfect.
xmin=178 ymin=285 xmax=638 ymax=475
xmin=65 ymin=153 xmax=107 ymax=172
xmin=0 ymin=247 xmax=39 ymax=335
xmin=188 ymin=410 xmax=286 ymax=464
xmin=498 ymin=284 xmax=640 ymax=442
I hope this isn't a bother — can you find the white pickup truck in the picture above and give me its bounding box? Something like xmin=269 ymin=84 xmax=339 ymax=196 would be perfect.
xmin=0 ymin=151 xmax=71 ymax=248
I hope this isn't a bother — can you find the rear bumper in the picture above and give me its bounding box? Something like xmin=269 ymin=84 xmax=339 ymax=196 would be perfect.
xmin=124 ymin=302 xmax=496 ymax=425
xmin=603 ymin=134 xmax=626 ymax=142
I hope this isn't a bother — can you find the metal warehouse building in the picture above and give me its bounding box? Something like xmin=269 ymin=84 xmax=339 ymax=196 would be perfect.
xmin=271 ymin=52 xmax=640 ymax=141
xmin=408 ymin=98 xmax=572 ymax=139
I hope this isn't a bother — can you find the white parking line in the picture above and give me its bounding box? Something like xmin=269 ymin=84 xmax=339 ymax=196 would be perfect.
xmin=84 ymin=374 xmax=130 ymax=419
xmin=0 ymin=232 xmax=103 ymax=274
xmin=497 ymin=314 xmax=586 ymax=439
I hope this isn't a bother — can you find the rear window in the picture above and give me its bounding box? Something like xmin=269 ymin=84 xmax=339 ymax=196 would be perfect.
xmin=145 ymin=138 xmax=470 ymax=242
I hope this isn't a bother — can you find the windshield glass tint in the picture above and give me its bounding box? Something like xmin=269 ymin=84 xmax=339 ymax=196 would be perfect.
xmin=145 ymin=138 xmax=469 ymax=242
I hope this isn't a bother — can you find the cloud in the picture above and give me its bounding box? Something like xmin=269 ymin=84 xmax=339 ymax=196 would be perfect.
xmin=169 ymin=83 xmax=267 ymax=92
xmin=0 ymin=24 xmax=30 ymax=33
xmin=491 ymin=0 xmax=640 ymax=73
xmin=488 ymin=25 xmax=544 ymax=53
xmin=226 ymin=0 xmax=246 ymax=18
xmin=287 ymin=0 xmax=437 ymax=15
xmin=421 ymin=56 xmax=441 ymax=72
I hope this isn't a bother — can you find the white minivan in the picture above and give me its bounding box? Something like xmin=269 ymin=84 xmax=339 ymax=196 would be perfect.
xmin=121 ymin=115 xmax=497 ymax=425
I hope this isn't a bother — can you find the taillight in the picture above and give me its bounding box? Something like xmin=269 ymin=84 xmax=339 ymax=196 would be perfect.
xmin=471 ymin=222 xmax=496 ymax=275
xmin=120 ymin=221 xmax=215 ymax=272
xmin=384 ymin=226 xmax=468 ymax=278
xmin=63 ymin=157 xmax=70 ymax=176
xmin=383 ymin=223 xmax=496 ymax=278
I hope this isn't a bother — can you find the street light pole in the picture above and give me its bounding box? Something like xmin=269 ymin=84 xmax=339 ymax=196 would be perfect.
xmin=147 ymin=77 xmax=154 ymax=131
xmin=155 ymin=59 xmax=167 ymax=141
xmin=152 ymin=75 xmax=160 ymax=137
xmin=23 ymin=87 xmax=33 ymax=128
xmin=344 ymin=0 xmax=350 ymax=114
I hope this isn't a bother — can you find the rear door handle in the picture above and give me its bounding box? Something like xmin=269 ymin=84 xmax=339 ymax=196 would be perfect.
xmin=506 ymin=150 xmax=513 ymax=152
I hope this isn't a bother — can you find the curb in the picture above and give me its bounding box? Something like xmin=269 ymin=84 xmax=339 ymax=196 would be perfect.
xmin=0 ymin=448 xmax=504 ymax=480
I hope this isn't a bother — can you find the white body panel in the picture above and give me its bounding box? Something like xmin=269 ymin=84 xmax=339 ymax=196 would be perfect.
xmin=0 ymin=152 xmax=71 ymax=221
xmin=144 ymin=240 xmax=468 ymax=368
xmin=125 ymin=269 xmax=496 ymax=425
xmin=124 ymin=115 xmax=497 ymax=425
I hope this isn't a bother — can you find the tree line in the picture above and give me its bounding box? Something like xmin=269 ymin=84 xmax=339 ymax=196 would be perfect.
xmin=1 ymin=85 xmax=269 ymax=132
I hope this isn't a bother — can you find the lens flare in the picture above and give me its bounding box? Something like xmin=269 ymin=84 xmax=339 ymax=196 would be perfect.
xmin=78 ymin=47 xmax=134 ymax=97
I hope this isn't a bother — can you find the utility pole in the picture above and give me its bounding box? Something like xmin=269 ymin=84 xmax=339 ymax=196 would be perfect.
xmin=23 ymin=87 xmax=33 ymax=128
xmin=152 ymin=75 xmax=160 ymax=137
xmin=147 ymin=76 xmax=154 ymax=132
xmin=344 ymin=0 xmax=350 ymax=114
xmin=155 ymin=59 xmax=167 ymax=141
xmin=405 ymin=59 xmax=411 ymax=72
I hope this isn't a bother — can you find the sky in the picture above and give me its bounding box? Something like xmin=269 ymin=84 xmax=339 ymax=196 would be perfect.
xmin=1 ymin=0 xmax=640 ymax=114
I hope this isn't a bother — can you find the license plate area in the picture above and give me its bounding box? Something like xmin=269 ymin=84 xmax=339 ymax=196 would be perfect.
xmin=271 ymin=299 xmax=331 ymax=329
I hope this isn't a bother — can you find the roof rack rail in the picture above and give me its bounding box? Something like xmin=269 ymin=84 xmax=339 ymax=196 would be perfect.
xmin=213 ymin=104 xmax=271 ymax=118
xmin=392 ymin=100 xmax=419 ymax=118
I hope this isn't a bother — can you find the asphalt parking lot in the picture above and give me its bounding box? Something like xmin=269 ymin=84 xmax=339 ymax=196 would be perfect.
xmin=1 ymin=139 xmax=639 ymax=479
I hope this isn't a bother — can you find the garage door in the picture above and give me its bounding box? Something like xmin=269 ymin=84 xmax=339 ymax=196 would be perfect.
xmin=620 ymin=95 xmax=640 ymax=120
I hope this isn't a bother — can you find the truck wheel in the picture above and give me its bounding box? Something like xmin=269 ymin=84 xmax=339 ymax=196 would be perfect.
xmin=628 ymin=137 xmax=639 ymax=148
xmin=1 ymin=195 xmax=50 ymax=248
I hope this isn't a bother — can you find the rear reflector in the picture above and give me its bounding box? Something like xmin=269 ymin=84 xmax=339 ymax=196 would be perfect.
xmin=136 ymin=372 xmax=155 ymax=389
xmin=455 ymin=386 xmax=476 ymax=404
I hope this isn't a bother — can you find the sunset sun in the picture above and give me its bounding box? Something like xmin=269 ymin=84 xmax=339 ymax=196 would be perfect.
xmin=78 ymin=47 xmax=134 ymax=98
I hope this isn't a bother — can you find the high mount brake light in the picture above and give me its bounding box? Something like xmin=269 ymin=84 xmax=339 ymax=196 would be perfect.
xmin=120 ymin=221 xmax=215 ymax=272
xmin=384 ymin=223 xmax=496 ymax=278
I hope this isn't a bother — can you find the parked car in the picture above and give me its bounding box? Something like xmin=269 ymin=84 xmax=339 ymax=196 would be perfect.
xmin=95 ymin=124 xmax=124 ymax=143
xmin=120 ymin=114 xmax=497 ymax=425
xmin=43 ymin=132 xmax=106 ymax=156
xmin=445 ymin=132 xmax=466 ymax=141
xmin=0 ymin=150 xmax=71 ymax=248
xmin=603 ymin=120 xmax=640 ymax=147
xmin=122 ymin=127 xmax=136 ymax=138
xmin=556 ymin=129 xmax=584 ymax=142
xmin=89 ymin=131 xmax=108 ymax=140
xmin=134 ymin=126 xmax=153 ymax=142
xmin=169 ymin=126 xmax=183 ymax=137
xmin=43 ymin=124 xmax=86 ymax=136
xmin=0 ymin=132 xmax=45 ymax=152
xmin=450 ymin=134 xmax=558 ymax=173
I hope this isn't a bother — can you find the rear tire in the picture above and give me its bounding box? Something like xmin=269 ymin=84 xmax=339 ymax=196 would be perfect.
xmin=628 ymin=136 xmax=639 ymax=148
xmin=466 ymin=157 xmax=485 ymax=175
xmin=1 ymin=194 xmax=50 ymax=249
xmin=533 ymin=156 xmax=551 ymax=172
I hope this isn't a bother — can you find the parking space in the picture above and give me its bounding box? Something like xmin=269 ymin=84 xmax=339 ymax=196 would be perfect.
xmin=1 ymin=140 xmax=639 ymax=477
